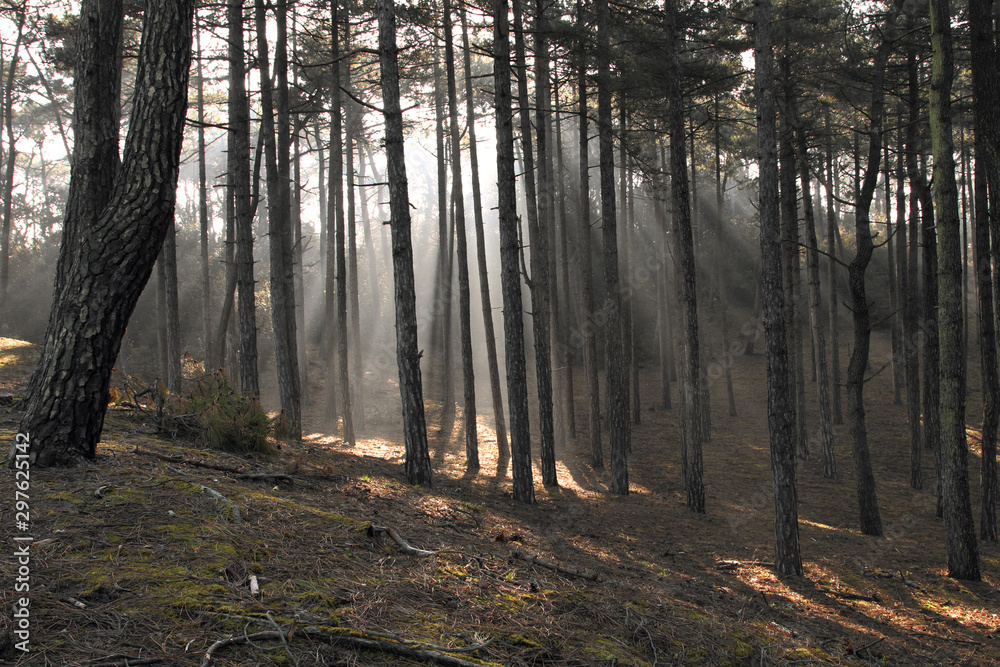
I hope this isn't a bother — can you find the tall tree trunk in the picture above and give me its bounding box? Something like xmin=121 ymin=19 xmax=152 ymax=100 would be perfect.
xmin=885 ymin=135 xmax=902 ymax=405
xmin=846 ymin=0 xmax=903 ymax=538
xmin=655 ymin=139 xmax=672 ymax=412
xmin=553 ymin=83 xmax=578 ymax=437
xmin=195 ymin=22 xmax=213 ymax=372
xmin=459 ymin=4 xmax=508 ymax=460
xmin=16 ymin=0 xmax=195 ymax=466
xmin=930 ymin=0 xmax=980 ymax=580
xmin=577 ymin=0 xmax=602 ymax=467
xmin=432 ymin=48 xmax=455 ymax=414
xmin=899 ymin=128 xmax=922 ymax=489
xmin=755 ymin=0 xmax=802 ymax=576
xmin=619 ymin=106 xmax=637 ymax=428
xmin=443 ymin=0 xmax=478 ymax=469
xmin=343 ymin=23 xmax=362 ymax=429
xmin=291 ymin=16 xmax=308 ymax=407
xmin=0 ymin=10 xmax=24 ymax=334
xmin=257 ymin=0 xmax=302 ymax=439
xmin=715 ymin=99 xmax=737 ymax=417
xmin=825 ymin=110 xmax=843 ymax=425
xmin=229 ymin=0 xmax=260 ymax=397
xmin=778 ymin=77 xmax=806 ymax=460
xmin=334 ymin=5 xmax=354 ymax=446
xmin=970 ymin=0 xmax=999 ymax=542
xmin=377 ymin=0 xmax=432 ymax=487
xmin=493 ymin=0 xmax=534 ymax=502
xmin=797 ymin=127 xmax=835 ymax=479
xmin=511 ymin=0 xmax=556 ymax=485
xmin=326 ymin=1 xmax=344 ymax=426
xmin=667 ymin=0 xmax=700 ymax=510
xmin=598 ymin=0 xmax=630 ymax=495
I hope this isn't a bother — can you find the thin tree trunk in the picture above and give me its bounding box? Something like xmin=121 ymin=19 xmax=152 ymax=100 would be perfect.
xmin=195 ymin=22 xmax=213 ymax=372
xmin=577 ymin=0 xmax=602 ymax=467
xmin=334 ymin=6 xmax=354 ymax=446
xmin=553 ymin=82 xmax=578 ymax=438
xmin=929 ymin=0 xmax=980 ymax=580
xmin=797 ymin=127 xmax=835 ymax=479
xmin=432 ymin=47 xmax=455 ymax=414
xmin=755 ymin=0 xmax=802 ymax=576
xmin=825 ymin=110 xmax=843 ymax=425
xmin=494 ymin=0 xmax=533 ymax=502
xmin=344 ymin=24 xmax=362 ymax=429
xmin=162 ymin=219 xmax=182 ymax=394
xmin=715 ymin=99 xmax=736 ymax=417
xmin=443 ymin=0 xmax=478 ymax=469
xmin=0 ymin=10 xmax=24 ymax=334
xmin=885 ymin=135 xmax=902 ymax=404
xmin=667 ymin=0 xmax=701 ymax=510
xmin=846 ymin=0 xmax=903 ymax=538
xmin=511 ymin=0 xmax=556 ymax=485
xmin=459 ymin=4 xmax=507 ymax=459
xmin=377 ymin=0 xmax=432 ymax=487
xmin=597 ymin=0 xmax=630 ymax=495
xmin=899 ymin=127 xmax=922 ymax=489
xmin=257 ymin=0 xmax=302 ymax=439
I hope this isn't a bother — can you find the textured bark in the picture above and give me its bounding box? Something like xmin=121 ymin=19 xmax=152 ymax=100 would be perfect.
xmin=970 ymin=0 xmax=999 ymax=542
xmin=377 ymin=0 xmax=432 ymax=487
xmin=553 ymin=84 xmax=578 ymax=438
xmin=326 ymin=2 xmax=343 ymax=425
xmin=797 ymin=128 xmax=835 ymax=479
xmin=578 ymin=0 xmax=602 ymax=467
xmin=256 ymin=0 xmax=302 ymax=439
xmin=0 ymin=11 xmax=23 ymax=334
xmin=161 ymin=219 xmax=182 ymax=395
xmin=715 ymin=101 xmax=737 ymax=418
xmin=460 ymin=4 xmax=508 ymax=460
xmin=755 ymin=0 xmax=802 ymax=576
xmin=930 ymin=0 xmax=980 ymax=580
xmin=667 ymin=0 xmax=700 ymax=510
xmin=431 ymin=49 xmax=455 ymax=413
xmin=845 ymin=0 xmax=903 ymax=538
xmin=195 ymin=25 xmax=213 ymax=372
xmin=778 ymin=86 xmax=806 ymax=460
xmin=598 ymin=0 xmax=630 ymax=496
xmin=343 ymin=25 xmax=362 ymax=429
xmin=228 ymin=0 xmax=259 ymax=397
xmin=494 ymin=0 xmax=534 ymax=503
xmin=898 ymin=129 xmax=921 ymax=489
xmin=512 ymin=0 xmax=556 ymax=486
xmin=16 ymin=0 xmax=195 ymax=466
xmin=824 ymin=110 xmax=843 ymax=425
xmin=443 ymin=0 xmax=478 ymax=470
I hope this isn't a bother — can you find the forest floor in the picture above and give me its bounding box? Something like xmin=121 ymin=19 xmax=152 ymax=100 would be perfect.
xmin=1 ymin=331 xmax=999 ymax=666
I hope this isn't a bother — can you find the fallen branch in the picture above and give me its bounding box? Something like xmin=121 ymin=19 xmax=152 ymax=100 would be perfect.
xmin=511 ymin=549 xmax=599 ymax=581
xmin=84 ymin=658 xmax=163 ymax=667
xmin=367 ymin=524 xmax=437 ymax=556
xmin=140 ymin=449 xmax=248 ymax=476
xmin=236 ymin=473 xmax=295 ymax=485
xmin=819 ymin=588 xmax=880 ymax=603
xmin=200 ymin=627 xmax=501 ymax=667
xmin=197 ymin=484 xmax=242 ymax=524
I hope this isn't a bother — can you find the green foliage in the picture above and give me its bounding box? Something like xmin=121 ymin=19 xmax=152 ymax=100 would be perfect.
xmin=174 ymin=372 xmax=276 ymax=456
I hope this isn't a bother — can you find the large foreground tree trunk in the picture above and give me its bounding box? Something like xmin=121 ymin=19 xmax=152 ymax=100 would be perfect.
xmin=930 ymin=0 xmax=980 ymax=580
xmin=755 ymin=0 xmax=802 ymax=577
xmin=378 ymin=0 xmax=432 ymax=487
xmin=495 ymin=0 xmax=534 ymax=504
xmin=14 ymin=0 xmax=195 ymax=466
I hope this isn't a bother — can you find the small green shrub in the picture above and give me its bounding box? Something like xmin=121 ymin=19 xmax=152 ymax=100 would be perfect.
xmin=173 ymin=372 xmax=276 ymax=456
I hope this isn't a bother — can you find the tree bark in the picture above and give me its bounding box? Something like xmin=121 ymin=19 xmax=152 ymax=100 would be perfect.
xmin=377 ymin=0 xmax=432 ymax=487
xmin=195 ymin=23 xmax=213 ymax=372
xmin=825 ymin=110 xmax=843 ymax=425
xmin=161 ymin=219 xmax=182 ymax=394
xmin=0 ymin=10 xmax=23 ymax=335
xmin=257 ymin=0 xmax=302 ymax=439
xmin=494 ymin=0 xmax=534 ymax=503
xmin=755 ymin=0 xmax=802 ymax=576
xmin=845 ymin=0 xmax=903 ymax=538
xmin=442 ymin=0 xmax=478 ymax=470
xmin=898 ymin=128 xmax=922 ymax=489
xmin=459 ymin=4 xmax=508 ymax=461
xmin=667 ymin=0 xmax=700 ymax=510
xmin=970 ymin=0 xmax=999 ymax=542
xmin=929 ymin=0 xmax=980 ymax=580
xmin=577 ymin=0 xmax=602 ymax=467
xmin=15 ymin=0 xmax=195 ymax=466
